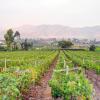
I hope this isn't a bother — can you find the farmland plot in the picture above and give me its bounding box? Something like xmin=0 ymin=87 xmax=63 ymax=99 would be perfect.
xmin=0 ymin=50 xmax=58 ymax=99
xmin=0 ymin=50 xmax=100 ymax=100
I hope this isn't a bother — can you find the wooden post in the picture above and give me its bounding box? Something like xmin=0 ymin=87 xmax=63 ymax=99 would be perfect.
xmin=66 ymin=66 xmax=69 ymax=75
xmin=64 ymin=60 xmax=66 ymax=68
xmin=83 ymin=58 xmax=84 ymax=64
xmin=5 ymin=58 xmax=7 ymax=71
xmin=18 ymin=58 xmax=20 ymax=65
xmin=91 ymin=59 xmax=93 ymax=66
xmin=35 ymin=61 xmax=37 ymax=66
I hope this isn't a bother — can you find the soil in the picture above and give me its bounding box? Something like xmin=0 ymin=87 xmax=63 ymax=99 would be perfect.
xmin=22 ymin=54 xmax=59 ymax=100
xmin=93 ymin=85 xmax=100 ymax=100
xmin=86 ymin=70 xmax=100 ymax=100
xmin=22 ymin=53 xmax=100 ymax=100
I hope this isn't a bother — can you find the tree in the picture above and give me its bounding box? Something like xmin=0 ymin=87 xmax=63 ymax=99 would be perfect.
xmin=4 ymin=29 xmax=14 ymax=50
xmin=21 ymin=39 xmax=33 ymax=50
xmin=89 ymin=45 xmax=96 ymax=51
xmin=21 ymin=39 xmax=28 ymax=50
xmin=13 ymin=31 xmax=21 ymax=50
xmin=14 ymin=31 xmax=20 ymax=39
xmin=58 ymin=40 xmax=73 ymax=49
xmin=24 ymin=39 xmax=28 ymax=50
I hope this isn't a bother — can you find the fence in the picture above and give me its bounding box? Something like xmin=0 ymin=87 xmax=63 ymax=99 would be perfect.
xmin=53 ymin=60 xmax=99 ymax=99
xmin=0 ymin=58 xmax=48 ymax=72
xmin=54 ymin=60 xmax=81 ymax=75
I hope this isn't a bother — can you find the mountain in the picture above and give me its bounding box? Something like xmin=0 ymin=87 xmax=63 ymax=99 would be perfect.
xmin=0 ymin=25 xmax=100 ymax=40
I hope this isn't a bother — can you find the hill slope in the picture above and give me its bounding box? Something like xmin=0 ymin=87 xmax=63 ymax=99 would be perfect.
xmin=0 ymin=25 xmax=100 ymax=40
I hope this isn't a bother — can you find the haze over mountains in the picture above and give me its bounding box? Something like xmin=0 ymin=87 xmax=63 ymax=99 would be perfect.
xmin=0 ymin=25 xmax=100 ymax=40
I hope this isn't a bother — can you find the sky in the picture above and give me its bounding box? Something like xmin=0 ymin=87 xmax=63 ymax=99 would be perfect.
xmin=0 ymin=0 xmax=100 ymax=28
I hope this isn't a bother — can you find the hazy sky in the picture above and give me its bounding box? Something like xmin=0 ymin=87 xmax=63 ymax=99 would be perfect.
xmin=0 ymin=0 xmax=100 ymax=28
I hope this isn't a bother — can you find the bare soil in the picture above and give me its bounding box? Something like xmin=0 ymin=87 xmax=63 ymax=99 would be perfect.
xmin=22 ymin=54 xmax=100 ymax=100
xmin=86 ymin=70 xmax=100 ymax=100
xmin=22 ymin=55 xmax=59 ymax=100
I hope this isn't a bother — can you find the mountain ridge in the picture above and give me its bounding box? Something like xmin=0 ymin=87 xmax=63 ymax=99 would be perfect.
xmin=0 ymin=25 xmax=100 ymax=40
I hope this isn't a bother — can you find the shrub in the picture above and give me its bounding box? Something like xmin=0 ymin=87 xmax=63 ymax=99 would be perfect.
xmin=89 ymin=45 xmax=96 ymax=51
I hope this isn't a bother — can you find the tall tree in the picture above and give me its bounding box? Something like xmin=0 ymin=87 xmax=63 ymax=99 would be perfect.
xmin=14 ymin=31 xmax=20 ymax=39
xmin=4 ymin=29 xmax=14 ymax=50
xmin=13 ymin=31 xmax=21 ymax=50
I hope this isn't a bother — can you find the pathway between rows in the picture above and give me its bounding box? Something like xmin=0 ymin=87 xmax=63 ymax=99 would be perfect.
xmin=86 ymin=71 xmax=100 ymax=100
xmin=22 ymin=53 xmax=100 ymax=100
xmin=93 ymin=85 xmax=100 ymax=100
xmin=23 ymin=55 xmax=59 ymax=100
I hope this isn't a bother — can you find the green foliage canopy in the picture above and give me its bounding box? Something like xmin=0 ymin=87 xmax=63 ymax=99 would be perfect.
xmin=4 ymin=29 xmax=14 ymax=49
xmin=58 ymin=40 xmax=73 ymax=49
xmin=89 ymin=45 xmax=96 ymax=51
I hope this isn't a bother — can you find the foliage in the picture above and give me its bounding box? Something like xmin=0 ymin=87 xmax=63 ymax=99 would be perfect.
xmin=13 ymin=31 xmax=21 ymax=50
xmin=4 ymin=29 xmax=14 ymax=50
xmin=0 ymin=73 xmax=21 ymax=99
xmin=14 ymin=31 xmax=20 ymax=38
xmin=4 ymin=29 xmax=22 ymax=51
xmin=96 ymin=46 xmax=100 ymax=52
xmin=49 ymin=73 xmax=93 ymax=100
xmin=58 ymin=40 xmax=73 ymax=49
xmin=0 ymin=45 xmax=6 ymax=51
xmin=21 ymin=39 xmax=33 ymax=50
xmin=89 ymin=45 xmax=96 ymax=51
xmin=65 ymin=50 xmax=100 ymax=74
xmin=49 ymin=51 xmax=93 ymax=100
xmin=0 ymin=50 xmax=58 ymax=99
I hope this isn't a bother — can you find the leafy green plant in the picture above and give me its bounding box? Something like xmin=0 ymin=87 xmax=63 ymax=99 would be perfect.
xmin=49 ymin=51 xmax=93 ymax=100
xmin=0 ymin=73 xmax=21 ymax=100
xmin=0 ymin=50 xmax=58 ymax=99
xmin=64 ymin=50 xmax=100 ymax=74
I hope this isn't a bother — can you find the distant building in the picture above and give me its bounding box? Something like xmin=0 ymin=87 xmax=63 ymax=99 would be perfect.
xmin=0 ymin=40 xmax=6 ymax=47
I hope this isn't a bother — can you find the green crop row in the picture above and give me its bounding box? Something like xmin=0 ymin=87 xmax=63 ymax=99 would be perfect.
xmin=0 ymin=50 xmax=56 ymax=68
xmin=49 ymin=51 xmax=93 ymax=100
xmin=0 ymin=50 xmax=58 ymax=99
xmin=64 ymin=51 xmax=100 ymax=74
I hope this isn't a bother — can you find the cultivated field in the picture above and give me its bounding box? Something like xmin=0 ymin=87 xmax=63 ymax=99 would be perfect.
xmin=0 ymin=50 xmax=58 ymax=99
xmin=0 ymin=50 xmax=100 ymax=100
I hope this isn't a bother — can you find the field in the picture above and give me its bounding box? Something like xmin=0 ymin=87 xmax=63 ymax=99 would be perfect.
xmin=64 ymin=50 xmax=100 ymax=74
xmin=49 ymin=51 xmax=93 ymax=99
xmin=0 ymin=50 xmax=58 ymax=99
xmin=0 ymin=50 xmax=100 ymax=100
xmin=96 ymin=47 xmax=100 ymax=52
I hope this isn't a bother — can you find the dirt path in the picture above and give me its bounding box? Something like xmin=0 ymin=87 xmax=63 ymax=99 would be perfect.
xmin=93 ymin=85 xmax=100 ymax=100
xmin=85 ymin=70 xmax=100 ymax=100
xmin=89 ymin=80 xmax=100 ymax=100
xmin=23 ymin=55 xmax=58 ymax=100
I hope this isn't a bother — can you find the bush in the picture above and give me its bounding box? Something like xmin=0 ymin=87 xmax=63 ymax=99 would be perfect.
xmin=58 ymin=40 xmax=73 ymax=49
xmin=0 ymin=46 xmax=7 ymax=51
xmin=49 ymin=73 xmax=93 ymax=100
xmin=89 ymin=45 xmax=96 ymax=51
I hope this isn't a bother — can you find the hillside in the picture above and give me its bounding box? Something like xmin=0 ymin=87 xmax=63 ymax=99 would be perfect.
xmin=0 ymin=25 xmax=100 ymax=40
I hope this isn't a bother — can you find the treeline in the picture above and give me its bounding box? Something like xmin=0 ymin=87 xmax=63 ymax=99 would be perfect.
xmin=0 ymin=29 xmax=96 ymax=51
xmin=3 ymin=29 xmax=33 ymax=51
